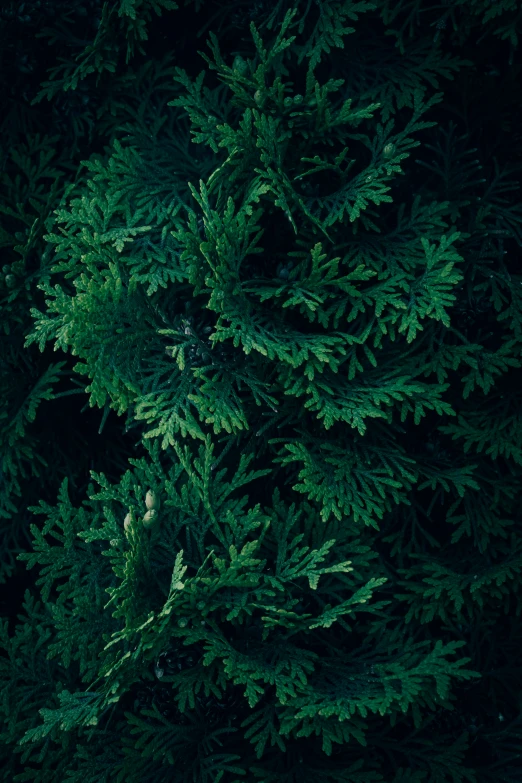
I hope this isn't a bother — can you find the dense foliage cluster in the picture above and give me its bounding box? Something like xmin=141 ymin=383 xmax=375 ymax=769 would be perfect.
xmin=1 ymin=1 xmax=522 ymax=781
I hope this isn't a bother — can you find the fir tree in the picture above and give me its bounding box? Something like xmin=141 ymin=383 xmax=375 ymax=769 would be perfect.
xmin=1 ymin=1 xmax=522 ymax=781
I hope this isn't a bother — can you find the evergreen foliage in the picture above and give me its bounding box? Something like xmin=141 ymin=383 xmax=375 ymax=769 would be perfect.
xmin=1 ymin=0 xmax=522 ymax=780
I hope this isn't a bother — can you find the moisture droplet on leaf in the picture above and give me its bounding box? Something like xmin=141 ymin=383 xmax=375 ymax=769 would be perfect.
xmin=145 ymin=490 xmax=160 ymax=511
xmin=143 ymin=509 xmax=158 ymax=528
xmin=232 ymin=55 xmax=247 ymax=74
xmin=124 ymin=512 xmax=133 ymax=533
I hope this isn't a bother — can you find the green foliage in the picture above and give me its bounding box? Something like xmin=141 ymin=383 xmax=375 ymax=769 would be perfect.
xmin=0 ymin=132 xmax=80 ymax=582
xmin=7 ymin=436 xmax=478 ymax=779
xmin=376 ymin=0 xmax=522 ymax=54
xmin=33 ymin=0 xmax=179 ymax=103
xmin=1 ymin=0 xmax=522 ymax=780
